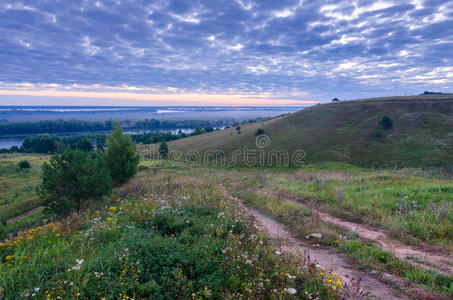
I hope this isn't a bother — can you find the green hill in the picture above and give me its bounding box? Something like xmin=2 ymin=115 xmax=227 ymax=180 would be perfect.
xmin=148 ymin=94 xmax=453 ymax=168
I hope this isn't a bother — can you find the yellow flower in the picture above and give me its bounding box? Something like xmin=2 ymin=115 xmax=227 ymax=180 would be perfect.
xmin=109 ymin=207 xmax=117 ymax=211
xmin=5 ymin=255 xmax=14 ymax=260
xmin=107 ymin=217 xmax=114 ymax=221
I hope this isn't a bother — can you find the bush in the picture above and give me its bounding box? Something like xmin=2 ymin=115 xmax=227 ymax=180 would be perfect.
xmin=17 ymin=160 xmax=31 ymax=169
xmin=159 ymin=141 xmax=169 ymax=158
xmin=106 ymin=123 xmax=140 ymax=185
xmin=374 ymin=130 xmax=382 ymax=138
xmin=38 ymin=149 xmax=112 ymax=215
xmin=254 ymin=128 xmax=265 ymax=136
xmin=379 ymin=115 xmax=393 ymax=130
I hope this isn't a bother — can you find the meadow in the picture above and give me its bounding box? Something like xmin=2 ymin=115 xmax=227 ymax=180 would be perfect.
xmin=1 ymin=153 xmax=453 ymax=298
xmin=0 ymin=155 xmax=344 ymax=299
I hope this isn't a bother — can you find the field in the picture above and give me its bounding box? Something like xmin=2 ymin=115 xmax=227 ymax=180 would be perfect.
xmin=3 ymin=153 xmax=452 ymax=298
xmin=0 ymin=155 xmax=346 ymax=299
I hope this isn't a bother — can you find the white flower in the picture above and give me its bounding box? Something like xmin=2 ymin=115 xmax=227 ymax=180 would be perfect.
xmin=218 ymin=212 xmax=225 ymax=217
xmin=69 ymin=282 xmax=73 ymax=286
xmin=245 ymin=260 xmax=253 ymax=265
xmin=315 ymin=264 xmax=321 ymax=269
xmin=75 ymin=259 xmax=84 ymax=265
xmin=34 ymin=288 xmax=40 ymax=292
xmin=275 ymin=250 xmax=282 ymax=255
xmin=284 ymin=287 xmax=297 ymax=295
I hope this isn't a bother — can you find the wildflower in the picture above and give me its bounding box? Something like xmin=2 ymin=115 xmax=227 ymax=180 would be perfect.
xmin=34 ymin=288 xmax=40 ymax=292
xmin=284 ymin=288 xmax=297 ymax=295
xmin=76 ymin=259 xmax=84 ymax=265
xmin=222 ymin=247 xmax=232 ymax=253
xmin=5 ymin=255 xmax=14 ymax=260
xmin=107 ymin=217 xmax=114 ymax=221
xmin=275 ymin=250 xmax=282 ymax=255
xmin=71 ymin=265 xmax=81 ymax=271
xmin=245 ymin=260 xmax=253 ymax=265
xmin=109 ymin=207 xmax=117 ymax=211
xmin=315 ymin=264 xmax=321 ymax=269
xmin=94 ymin=272 xmax=104 ymax=278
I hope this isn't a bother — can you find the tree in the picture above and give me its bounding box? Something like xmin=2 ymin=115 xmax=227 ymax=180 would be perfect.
xmin=76 ymin=138 xmax=93 ymax=152
xmin=379 ymin=115 xmax=393 ymax=130
xmin=159 ymin=141 xmax=169 ymax=158
xmin=38 ymin=149 xmax=111 ymax=214
xmin=105 ymin=123 xmax=140 ymax=185
xmin=22 ymin=134 xmax=59 ymax=153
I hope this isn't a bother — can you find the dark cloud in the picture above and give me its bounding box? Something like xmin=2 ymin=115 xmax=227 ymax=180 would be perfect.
xmin=0 ymin=0 xmax=452 ymax=101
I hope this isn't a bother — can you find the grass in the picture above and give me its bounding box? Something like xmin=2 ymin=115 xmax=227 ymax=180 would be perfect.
xmin=2 ymin=152 xmax=453 ymax=297
xmin=0 ymin=154 xmax=47 ymax=224
xmin=0 ymin=162 xmax=342 ymax=299
xmin=148 ymin=94 xmax=453 ymax=168
xmin=225 ymin=178 xmax=453 ymax=295
xmin=275 ymin=168 xmax=453 ymax=248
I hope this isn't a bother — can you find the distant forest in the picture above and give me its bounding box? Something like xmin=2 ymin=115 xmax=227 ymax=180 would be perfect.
xmin=0 ymin=119 xmax=230 ymax=135
xmin=1 ymin=127 xmax=216 ymax=154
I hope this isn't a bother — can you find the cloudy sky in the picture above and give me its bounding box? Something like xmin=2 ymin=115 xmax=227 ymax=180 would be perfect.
xmin=0 ymin=0 xmax=452 ymax=106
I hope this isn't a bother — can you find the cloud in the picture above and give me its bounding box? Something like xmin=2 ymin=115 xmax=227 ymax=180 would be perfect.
xmin=0 ymin=0 xmax=451 ymax=104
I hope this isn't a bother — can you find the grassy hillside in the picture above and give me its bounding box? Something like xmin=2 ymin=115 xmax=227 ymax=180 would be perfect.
xmin=151 ymin=94 xmax=453 ymax=168
xmin=0 ymin=154 xmax=46 ymax=222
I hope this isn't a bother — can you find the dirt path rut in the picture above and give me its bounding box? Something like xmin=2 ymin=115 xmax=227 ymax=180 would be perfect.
xmin=6 ymin=206 xmax=44 ymax=224
xmin=316 ymin=210 xmax=453 ymax=275
xmin=254 ymin=187 xmax=453 ymax=275
xmin=221 ymin=186 xmax=405 ymax=299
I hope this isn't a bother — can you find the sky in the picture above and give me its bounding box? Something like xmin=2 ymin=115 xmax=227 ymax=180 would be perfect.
xmin=0 ymin=0 xmax=452 ymax=106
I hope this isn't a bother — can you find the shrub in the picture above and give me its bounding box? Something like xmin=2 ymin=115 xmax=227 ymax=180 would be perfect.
xmin=255 ymin=128 xmax=265 ymax=136
xmin=17 ymin=160 xmax=31 ymax=169
xmin=38 ymin=149 xmax=112 ymax=214
xmin=159 ymin=141 xmax=169 ymax=158
xmin=76 ymin=138 xmax=94 ymax=152
xmin=379 ymin=115 xmax=393 ymax=130
xmin=106 ymin=123 xmax=140 ymax=185
xmin=374 ymin=130 xmax=382 ymax=138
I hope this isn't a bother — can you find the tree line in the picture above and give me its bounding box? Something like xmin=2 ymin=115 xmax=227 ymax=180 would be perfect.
xmin=0 ymin=126 xmax=217 ymax=154
xmin=0 ymin=119 xmax=228 ymax=135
